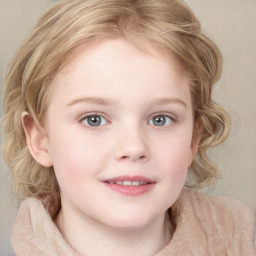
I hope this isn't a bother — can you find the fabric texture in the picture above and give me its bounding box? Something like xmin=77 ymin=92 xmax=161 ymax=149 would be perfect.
xmin=11 ymin=190 xmax=256 ymax=256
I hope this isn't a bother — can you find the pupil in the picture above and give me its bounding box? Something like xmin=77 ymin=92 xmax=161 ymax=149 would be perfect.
xmin=153 ymin=116 xmax=166 ymax=126
xmin=88 ymin=116 xmax=101 ymax=126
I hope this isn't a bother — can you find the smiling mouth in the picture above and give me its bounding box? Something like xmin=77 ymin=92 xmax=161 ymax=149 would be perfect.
xmin=104 ymin=175 xmax=155 ymax=186
xmin=105 ymin=180 xmax=149 ymax=186
xmin=103 ymin=175 xmax=155 ymax=195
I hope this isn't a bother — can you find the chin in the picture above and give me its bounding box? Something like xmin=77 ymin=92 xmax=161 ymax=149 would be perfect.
xmin=101 ymin=211 xmax=160 ymax=231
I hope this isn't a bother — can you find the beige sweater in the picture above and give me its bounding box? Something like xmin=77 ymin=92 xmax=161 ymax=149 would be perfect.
xmin=11 ymin=190 xmax=256 ymax=256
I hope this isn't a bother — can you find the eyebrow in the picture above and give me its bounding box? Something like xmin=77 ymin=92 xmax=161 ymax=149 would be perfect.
xmin=67 ymin=96 xmax=187 ymax=108
xmin=149 ymin=97 xmax=187 ymax=108
xmin=67 ymin=97 xmax=116 ymax=106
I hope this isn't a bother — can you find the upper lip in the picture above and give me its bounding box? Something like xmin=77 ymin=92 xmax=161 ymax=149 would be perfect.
xmin=103 ymin=175 xmax=155 ymax=183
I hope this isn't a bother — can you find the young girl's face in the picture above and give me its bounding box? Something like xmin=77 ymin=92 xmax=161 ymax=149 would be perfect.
xmin=41 ymin=39 xmax=198 ymax=230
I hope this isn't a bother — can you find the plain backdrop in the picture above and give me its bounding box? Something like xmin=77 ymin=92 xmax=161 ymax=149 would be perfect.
xmin=0 ymin=0 xmax=255 ymax=255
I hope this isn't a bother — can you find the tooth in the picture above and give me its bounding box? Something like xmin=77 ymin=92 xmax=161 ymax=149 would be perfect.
xmin=109 ymin=181 xmax=114 ymax=184
xmin=116 ymin=181 xmax=123 ymax=185
xmin=139 ymin=181 xmax=146 ymax=185
xmin=123 ymin=181 xmax=132 ymax=186
xmin=132 ymin=181 xmax=140 ymax=186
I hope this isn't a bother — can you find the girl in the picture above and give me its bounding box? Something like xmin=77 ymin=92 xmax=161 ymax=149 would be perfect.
xmin=2 ymin=0 xmax=255 ymax=255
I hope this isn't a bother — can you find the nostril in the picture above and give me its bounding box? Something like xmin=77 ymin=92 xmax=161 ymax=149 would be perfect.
xmin=118 ymin=154 xmax=147 ymax=161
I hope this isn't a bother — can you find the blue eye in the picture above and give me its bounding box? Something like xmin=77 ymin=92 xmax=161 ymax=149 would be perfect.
xmin=148 ymin=115 xmax=173 ymax=127
xmin=81 ymin=115 xmax=107 ymax=127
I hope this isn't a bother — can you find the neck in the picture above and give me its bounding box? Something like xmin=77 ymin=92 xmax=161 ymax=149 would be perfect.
xmin=55 ymin=208 xmax=172 ymax=256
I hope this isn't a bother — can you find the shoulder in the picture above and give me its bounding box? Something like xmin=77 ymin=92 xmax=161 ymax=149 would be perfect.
xmin=179 ymin=189 xmax=255 ymax=246
xmin=184 ymin=189 xmax=251 ymax=208
xmin=183 ymin=189 xmax=254 ymax=219
xmin=180 ymin=189 xmax=255 ymax=225
xmin=169 ymin=190 xmax=256 ymax=255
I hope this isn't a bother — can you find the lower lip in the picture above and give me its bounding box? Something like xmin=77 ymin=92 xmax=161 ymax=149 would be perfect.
xmin=103 ymin=182 xmax=155 ymax=196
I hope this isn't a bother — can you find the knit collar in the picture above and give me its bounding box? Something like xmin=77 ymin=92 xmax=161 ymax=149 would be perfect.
xmin=11 ymin=190 xmax=256 ymax=256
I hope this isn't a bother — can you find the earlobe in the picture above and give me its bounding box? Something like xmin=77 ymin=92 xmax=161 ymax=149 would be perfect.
xmin=22 ymin=112 xmax=52 ymax=167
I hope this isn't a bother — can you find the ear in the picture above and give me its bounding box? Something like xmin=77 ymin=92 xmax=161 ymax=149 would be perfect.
xmin=188 ymin=119 xmax=202 ymax=166
xmin=22 ymin=112 xmax=52 ymax=167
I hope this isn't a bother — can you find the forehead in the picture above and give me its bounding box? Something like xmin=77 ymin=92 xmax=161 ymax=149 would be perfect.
xmin=59 ymin=38 xmax=185 ymax=77
xmin=48 ymin=39 xmax=191 ymax=107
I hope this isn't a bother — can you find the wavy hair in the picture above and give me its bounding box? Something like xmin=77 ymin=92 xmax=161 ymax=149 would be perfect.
xmin=2 ymin=0 xmax=230 ymax=204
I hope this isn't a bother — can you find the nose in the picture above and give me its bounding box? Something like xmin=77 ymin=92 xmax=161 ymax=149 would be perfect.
xmin=114 ymin=125 xmax=150 ymax=162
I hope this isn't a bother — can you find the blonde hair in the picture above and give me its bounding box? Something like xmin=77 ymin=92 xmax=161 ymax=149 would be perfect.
xmin=2 ymin=0 xmax=230 ymax=203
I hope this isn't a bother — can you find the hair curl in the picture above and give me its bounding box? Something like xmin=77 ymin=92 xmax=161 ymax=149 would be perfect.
xmin=2 ymin=0 xmax=230 ymax=204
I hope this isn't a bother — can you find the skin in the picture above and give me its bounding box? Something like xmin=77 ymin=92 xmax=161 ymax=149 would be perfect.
xmin=24 ymin=39 xmax=200 ymax=256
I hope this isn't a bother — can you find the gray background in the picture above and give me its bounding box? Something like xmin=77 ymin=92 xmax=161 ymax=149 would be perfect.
xmin=0 ymin=0 xmax=255 ymax=255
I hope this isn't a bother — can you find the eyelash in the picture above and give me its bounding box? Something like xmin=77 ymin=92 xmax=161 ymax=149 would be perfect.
xmin=79 ymin=112 xmax=176 ymax=128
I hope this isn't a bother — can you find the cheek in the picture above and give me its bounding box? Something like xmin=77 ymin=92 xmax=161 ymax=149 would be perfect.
xmin=159 ymin=146 xmax=189 ymax=185
xmin=153 ymin=131 xmax=193 ymax=171
xmin=49 ymin=136 xmax=106 ymax=189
